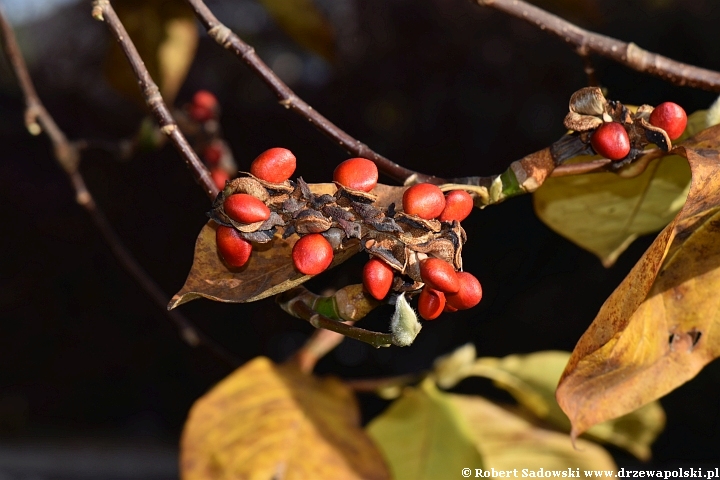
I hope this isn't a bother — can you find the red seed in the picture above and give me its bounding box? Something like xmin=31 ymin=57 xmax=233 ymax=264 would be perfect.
xmin=203 ymin=142 xmax=223 ymax=166
xmin=193 ymin=90 xmax=218 ymax=110
xmin=189 ymin=90 xmax=218 ymax=122
xmin=216 ymin=226 xmax=252 ymax=268
xmin=446 ymin=272 xmax=483 ymax=310
xmin=292 ymin=233 xmax=334 ymax=275
xmin=403 ymin=183 xmax=446 ymax=219
xmin=418 ymin=288 xmax=445 ymax=320
xmin=443 ymin=303 xmax=458 ymax=313
xmin=438 ymin=190 xmax=474 ymax=223
xmin=224 ymin=193 xmax=271 ymax=224
xmin=250 ymin=148 xmax=296 ymax=183
xmin=363 ymin=257 xmax=394 ymax=300
xmin=210 ymin=168 xmax=230 ymax=190
xmin=333 ymin=158 xmax=378 ymax=192
xmin=649 ymin=102 xmax=687 ymax=141
xmin=591 ymin=122 xmax=630 ymax=161
xmin=420 ymin=258 xmax=460 ymax=293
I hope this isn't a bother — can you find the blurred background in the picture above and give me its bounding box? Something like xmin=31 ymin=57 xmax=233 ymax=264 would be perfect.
xmin=1 ymin=0 xmax=720 ymax=478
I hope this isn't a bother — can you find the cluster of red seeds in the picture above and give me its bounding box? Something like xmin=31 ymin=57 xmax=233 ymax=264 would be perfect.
xmin=215 ymin=148 xmax=482 ymax=320
xmin=591 ymin=102 xmax=687 ymax=161
xmin=386 ymin=184 xmax=481 ymax=320
xmin=186 ymin=90 xmax=237 ymax=190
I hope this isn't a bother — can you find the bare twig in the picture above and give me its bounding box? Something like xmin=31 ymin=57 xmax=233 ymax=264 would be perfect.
xmin=91 ymin=0 xmax=219 ymax=199
xmin=184 ymin=0 xmax=439 ymax=185
xmin=344 ymin=373 xmax=424 ymax=393
xmin=475 ymin=0 xmax=720 ymax=92
xmin=0 ymin=3 xmax=240 ymax=367
xmin=290 ymin=328 xmax=348 ymax=374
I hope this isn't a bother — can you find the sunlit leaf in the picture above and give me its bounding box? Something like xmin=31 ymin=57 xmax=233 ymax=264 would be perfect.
xmin=557 ymin=124 xmax=720 ymax=438
xmin=452 ymin=394 xmax=616 ymax=473
xmin=260 ymin=0 xmax=335 ymax=61
xmin=169 ymin=183 xmax=405 ymax=308
xmin=366 ymin=380 xmax=484 ymax=480
xmin=106 ymin=0 xmax=198 ymax=105
xmin=474 ymin=351 xmax=664 ymax=460
xmin=181 ymin=357 xmax=390 ymax=480
xmin=367 ymin=379 xmax=615 ymax=478
xmin=534 ymin=154 xmax=690 ymax=267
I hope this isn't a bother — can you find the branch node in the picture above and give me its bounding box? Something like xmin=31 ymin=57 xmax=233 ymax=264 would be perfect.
xmin=160 ymin=124 xmax=177 ymax=135
xmin=207 ymin=24 xmax=233 ymax=48
xmin=91 ymin=0 xmax=108 ymax=21
xmin=626 ymin=42 xmax=649 ymax=69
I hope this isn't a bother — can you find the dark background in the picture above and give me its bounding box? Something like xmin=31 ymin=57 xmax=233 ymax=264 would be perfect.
xmin=1 ymin=0 xmax=720 ymax=477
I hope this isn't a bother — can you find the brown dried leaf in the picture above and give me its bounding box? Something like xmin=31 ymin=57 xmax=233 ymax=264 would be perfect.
xmin=170 ymin=184 xmax=404 ymax=307
xmin=181 ymin=357 xmax=390 ymax=480
xmin=557 ymin=124 xmax=720 ymax=438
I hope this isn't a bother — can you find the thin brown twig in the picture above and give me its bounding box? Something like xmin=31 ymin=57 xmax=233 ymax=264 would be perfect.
xmin=91 ymin=0 xmax=219 ymax=200
xmin=0 ymin=3 xmax=240 ymax=367
xmin=184 ymin=0 xmax=440 ymax=186
xmin=475 ymin=0 xmax=720 ymax=92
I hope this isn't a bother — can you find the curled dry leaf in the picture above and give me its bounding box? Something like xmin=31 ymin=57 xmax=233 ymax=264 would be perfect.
xmin=557 ymin=124 xmax=720 ymax=439
xmin=169 ymin=184 xmax=405 ymax=307
xmin=181 ymin=357 xmax=390 ymax=480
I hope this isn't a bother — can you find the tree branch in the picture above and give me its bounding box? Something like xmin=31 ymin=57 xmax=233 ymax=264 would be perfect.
xmin=0 ymin=3 xmax=239 ymax=367
xmin=183 ymin=0 xmax=439 ymax=185
xmin=91 ymin=0 xmax=219 ymax=199
xmin=475 ymin=0 xmax=720 ymax=92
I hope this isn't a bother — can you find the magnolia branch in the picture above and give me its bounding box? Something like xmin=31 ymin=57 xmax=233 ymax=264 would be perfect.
xmin=183 ymin=0 xmax=439 ymax=185
xmin=91 ymin=0 xmax=219 ymax=199
xmin=476 ymin=0 xmax=720 ymax=92
xmin=0 ymin=3 xmax=239 ymax=367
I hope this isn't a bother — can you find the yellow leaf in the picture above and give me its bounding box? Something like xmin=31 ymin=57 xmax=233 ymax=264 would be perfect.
xmin=181 ymin=357 xmax=390 ymax=480
xmin=168 ymin=183 xmax=405 ymax=308
xmin=260 ymin=0 xmax=335 ymax=62
xmin=534 ymin=154 xmax=690 ymax=267
xmin=557 ymin=124 xmax=720 ymax=438
xmin=450 ymin=394 xmax=616 ymax=473
xmin=474 ymin=351 xmax=664 ymax=460
xmin=367 ymin=380 xmax=484 ymax=480
xmin=105 ymin=0 xmax=198 ymax=106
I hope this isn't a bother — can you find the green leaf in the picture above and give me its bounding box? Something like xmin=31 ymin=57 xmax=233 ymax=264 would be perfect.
xmin=450 ymin=393 xmax=616 ymax=472
xmin=367 ymin=379 xmax=484 ymax=480
xmin=533 ymin=154 xmax=690 ymax=267
xmin=260 ymin=0 xmax=335 ymax=61
xmin=474 ymin=351 xmax=664 ymax=460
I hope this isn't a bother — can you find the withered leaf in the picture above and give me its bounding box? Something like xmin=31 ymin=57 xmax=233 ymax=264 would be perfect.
xmin=181 ymin=357 xmax=389 ymax=479
xmin=170 ymin=184 xmax=404 ymax=307
xmin=556 ymin=124 xmax=720 ymax=439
